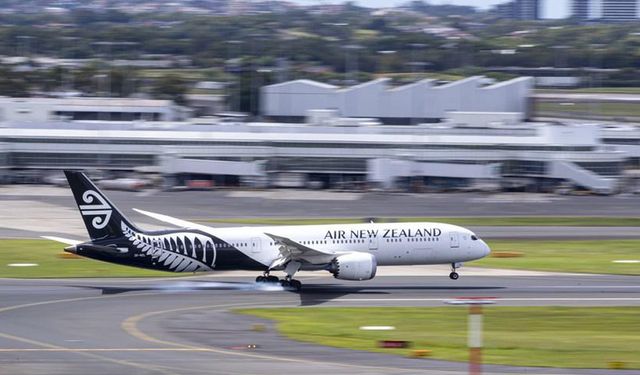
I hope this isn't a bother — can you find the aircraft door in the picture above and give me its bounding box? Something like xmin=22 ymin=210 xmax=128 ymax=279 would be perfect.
xmin=449 ymin=231 xmax=460 ymax=248
xmin=368 ymin=235 xmax=378 ymax=250
xmin=250 ymin=237 xmax=262 ymax=254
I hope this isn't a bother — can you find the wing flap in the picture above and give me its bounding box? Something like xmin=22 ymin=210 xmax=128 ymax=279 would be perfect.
xmin=265 ymin=232 xmax=336 ymax=267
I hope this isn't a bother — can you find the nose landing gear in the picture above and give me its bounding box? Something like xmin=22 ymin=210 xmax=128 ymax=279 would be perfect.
xmin=449 ymin=262 xmax=461 ymax=280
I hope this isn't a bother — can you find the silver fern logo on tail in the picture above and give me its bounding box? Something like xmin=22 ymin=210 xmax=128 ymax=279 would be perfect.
xmin=79 ymin=190 xmax=112 ymax=229
xmin=121 ymin=222 xmax=215 ymax=272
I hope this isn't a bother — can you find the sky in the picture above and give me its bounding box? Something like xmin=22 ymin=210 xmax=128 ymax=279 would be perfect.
xmin=291 ymin=0 xmax=571 ymax=19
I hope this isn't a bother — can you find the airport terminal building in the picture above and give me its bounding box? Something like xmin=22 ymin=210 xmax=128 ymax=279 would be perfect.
xmin=0 ymin=118 xmax=638 ymax=194
xmin=0 ymin=76 xmax=639 ymax=194
xmin=260 ymin=76 xmax=533 ymax=124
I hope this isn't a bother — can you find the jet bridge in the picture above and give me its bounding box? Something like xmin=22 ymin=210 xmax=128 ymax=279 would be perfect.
xmin=550 ymin=160 xmax=617 ymax=195
xmin=159 ymin=154 xmax=266 ymax=186
xmin=368 ymin=158 xmax=500 ymax=189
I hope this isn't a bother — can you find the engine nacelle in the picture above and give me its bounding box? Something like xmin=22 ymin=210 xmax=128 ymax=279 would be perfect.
xmin=330 ymin=252 xmax=377 ymax=281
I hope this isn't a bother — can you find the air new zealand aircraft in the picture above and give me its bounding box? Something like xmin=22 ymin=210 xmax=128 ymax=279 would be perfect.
xmin=46 ymin=171 xmax=491 ymax=291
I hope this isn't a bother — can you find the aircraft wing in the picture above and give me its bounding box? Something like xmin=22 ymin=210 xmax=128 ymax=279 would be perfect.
xmin=41 ymin=236 xmax=83 ymax=246
xmin=264 ymin=232 xmax=336 ymax=269
xmin=132 ymin=208 xmax=213 ymax=233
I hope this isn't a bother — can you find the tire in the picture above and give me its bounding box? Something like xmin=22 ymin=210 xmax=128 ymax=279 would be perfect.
xmin=267 ymin=276 xmax=279 ymax=283
xmin=256 ymin=276 xmax=265 ymax=283
xmin=279 ymin=279 xmax=290 ymax=287
xmin=290 ymin=279 xmax=302 ymax=291
xmin=449 ymin=272 xmax=459 ymax=280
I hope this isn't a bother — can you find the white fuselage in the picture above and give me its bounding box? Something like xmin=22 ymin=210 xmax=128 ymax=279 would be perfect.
xmin=207 ymin=222 xmax=491 ymax=270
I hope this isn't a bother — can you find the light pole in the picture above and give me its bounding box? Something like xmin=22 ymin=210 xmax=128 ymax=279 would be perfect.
xmin=225 ymin=40 xmax=244 ymax=112
xmin=343 ymin=44 xmax=363 ymax=85
xmin=589 ymin=44 xmax=606 ymax=119
xmin=445 ymin=297 xmax=496 ymax=375
xmin=248 ymin=33 xmax=266 ymax=118
xmin=376 ymin=50 xmax=396 ymax=75
xmin=255 ymin=68 xmax=272 ymax=119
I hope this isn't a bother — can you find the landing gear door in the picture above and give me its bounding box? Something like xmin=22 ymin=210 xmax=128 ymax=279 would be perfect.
xmin=250 ymin=237 xmax=262 ymax=254
xmin=449 ymin=231 xmax=460 ymax=249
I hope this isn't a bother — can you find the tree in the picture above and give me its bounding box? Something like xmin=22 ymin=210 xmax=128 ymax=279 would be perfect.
xmin=152 ymin=74 xmax=188 ymax=105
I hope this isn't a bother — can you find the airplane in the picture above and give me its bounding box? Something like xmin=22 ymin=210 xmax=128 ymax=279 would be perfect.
xmin=45 ymin=170 xmax=491 ymax=291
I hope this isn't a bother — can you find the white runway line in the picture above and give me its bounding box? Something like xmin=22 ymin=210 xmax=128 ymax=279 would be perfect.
xmin=227 ymin=190 xmax=362 ymax=201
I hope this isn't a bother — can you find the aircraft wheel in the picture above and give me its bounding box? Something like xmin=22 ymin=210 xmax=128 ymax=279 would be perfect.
xmin=267 ymin=275 xmax=279 ymax=283
xmin=256 ymin=276 xmax=266 ymax=283
xmin=449 ymin=272 xmax=459 ymax=280
xmin=290 ymin=279 xmax=302 ymax=291
xmin=279 ymin=279 xmax=290 ymax=288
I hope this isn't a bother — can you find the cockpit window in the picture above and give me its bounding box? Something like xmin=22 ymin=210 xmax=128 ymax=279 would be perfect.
xmin=471 ymin=235 xmax=478 ymax=241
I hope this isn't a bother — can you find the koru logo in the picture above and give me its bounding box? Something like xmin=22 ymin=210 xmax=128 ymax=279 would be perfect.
xmin=79 ymin=190 xmax=112 ymax=229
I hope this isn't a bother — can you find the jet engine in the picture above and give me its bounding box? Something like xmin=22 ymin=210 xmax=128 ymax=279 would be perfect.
xmin=330 ymin=252 xmax=377 ymax=281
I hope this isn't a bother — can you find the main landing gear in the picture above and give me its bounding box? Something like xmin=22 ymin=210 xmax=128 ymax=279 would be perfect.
xmin=256 ymin=261 xmax=303 ymax=291
xmin=255 ymin=274 xmax=279 ymax=283
xmin=255 ymin=274 xmax=302 ymax=291
xmin=279 ymin=278 xmax=302 ymax=291
xmin=449 ymin=262 xmax=460 ymax=280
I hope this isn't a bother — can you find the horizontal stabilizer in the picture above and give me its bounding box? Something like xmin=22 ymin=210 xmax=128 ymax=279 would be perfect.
xmin=41 ymin=236 xmax=83 ymax=246
xmin=132 ymin=208 xmax=213 ymax=233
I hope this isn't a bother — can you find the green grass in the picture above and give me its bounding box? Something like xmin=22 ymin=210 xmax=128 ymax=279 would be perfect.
xmin=238 ymin=307 xmax=640 ymax=369
xmin=475 ymin=239 xmax=640 ymax=276
xmin=538 ymin=87 xmax=640 ymax=94
xmin=537 ymin=101 xmax=640 ymax=118
xmin=1 ymin=238 xmax=639 ymax=278
xmin=0 ymin=239 xmax=178 ymax=278
xmin=201 ymin=216 xmax=640 ymax=227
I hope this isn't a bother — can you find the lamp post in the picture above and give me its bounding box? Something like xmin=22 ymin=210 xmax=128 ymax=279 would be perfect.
xmin=343 ymin=44 xmax=363 ymax=85
xmin=445 ymin=297 xmax=496 ymax=375
xmin=376 ymin=50 xmax=396 ymax=75
xmin=225 ymin=40 xmax=244 ymax=112
xmin=255 ymin=68 xmax=272 ymax=119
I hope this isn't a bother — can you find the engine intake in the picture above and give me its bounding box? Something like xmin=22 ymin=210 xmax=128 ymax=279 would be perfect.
xmin=330 ymin=252 xmax=377 ymax=281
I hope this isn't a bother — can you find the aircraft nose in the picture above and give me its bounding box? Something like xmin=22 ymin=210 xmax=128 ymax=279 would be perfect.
xmin=480 ymin=240 xmax=491 ymax=257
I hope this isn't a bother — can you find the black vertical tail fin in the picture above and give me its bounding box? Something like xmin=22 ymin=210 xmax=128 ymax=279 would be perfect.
xmin=64 ymin=170 xmax=142 ymax=240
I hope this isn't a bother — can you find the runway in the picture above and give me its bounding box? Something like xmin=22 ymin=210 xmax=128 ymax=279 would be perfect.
xmin=1 ymin=274 xmax=639 ymax=375
xmin=1 ymin=187 xmax=639 ymax=239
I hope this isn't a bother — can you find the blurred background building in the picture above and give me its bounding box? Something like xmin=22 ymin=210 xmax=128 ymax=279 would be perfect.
xmin=572 ymin=0 xmax=640 ymax=21
xmin=0 ymin=0 xmax=639 ymax=195
xmin=496 ymin=0 xmax=541 ymax=20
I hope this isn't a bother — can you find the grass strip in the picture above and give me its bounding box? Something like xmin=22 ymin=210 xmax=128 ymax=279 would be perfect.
xmin=1 ymin=238 xmax=638 ymax=277
xmin=238 ymin=307 xmax=640 ymax=369
xmin=0 ymin=239 xmax=178 ymax=278
xmin=474 ymin=239 xmax=640 ymax=276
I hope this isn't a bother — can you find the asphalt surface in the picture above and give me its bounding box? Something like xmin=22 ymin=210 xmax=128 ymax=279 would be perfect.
xmin=1 ymin=185 xmax=639 ymax=219
xmin=1 ymin=274 xmax=639 ymax=375
xmin=0 ymin=186 xmax=639 ymax=239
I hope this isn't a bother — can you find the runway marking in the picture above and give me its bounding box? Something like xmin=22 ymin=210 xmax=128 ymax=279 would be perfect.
xmin=121 ymin=302 xmax=426 ymax=374
xmin=0 ymin=348 xmax=211 ymax=352
xmin=6 ymin=263 xmax=38 ymax=267
xmin=0 ymin=292 xmax=181 ymax=375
